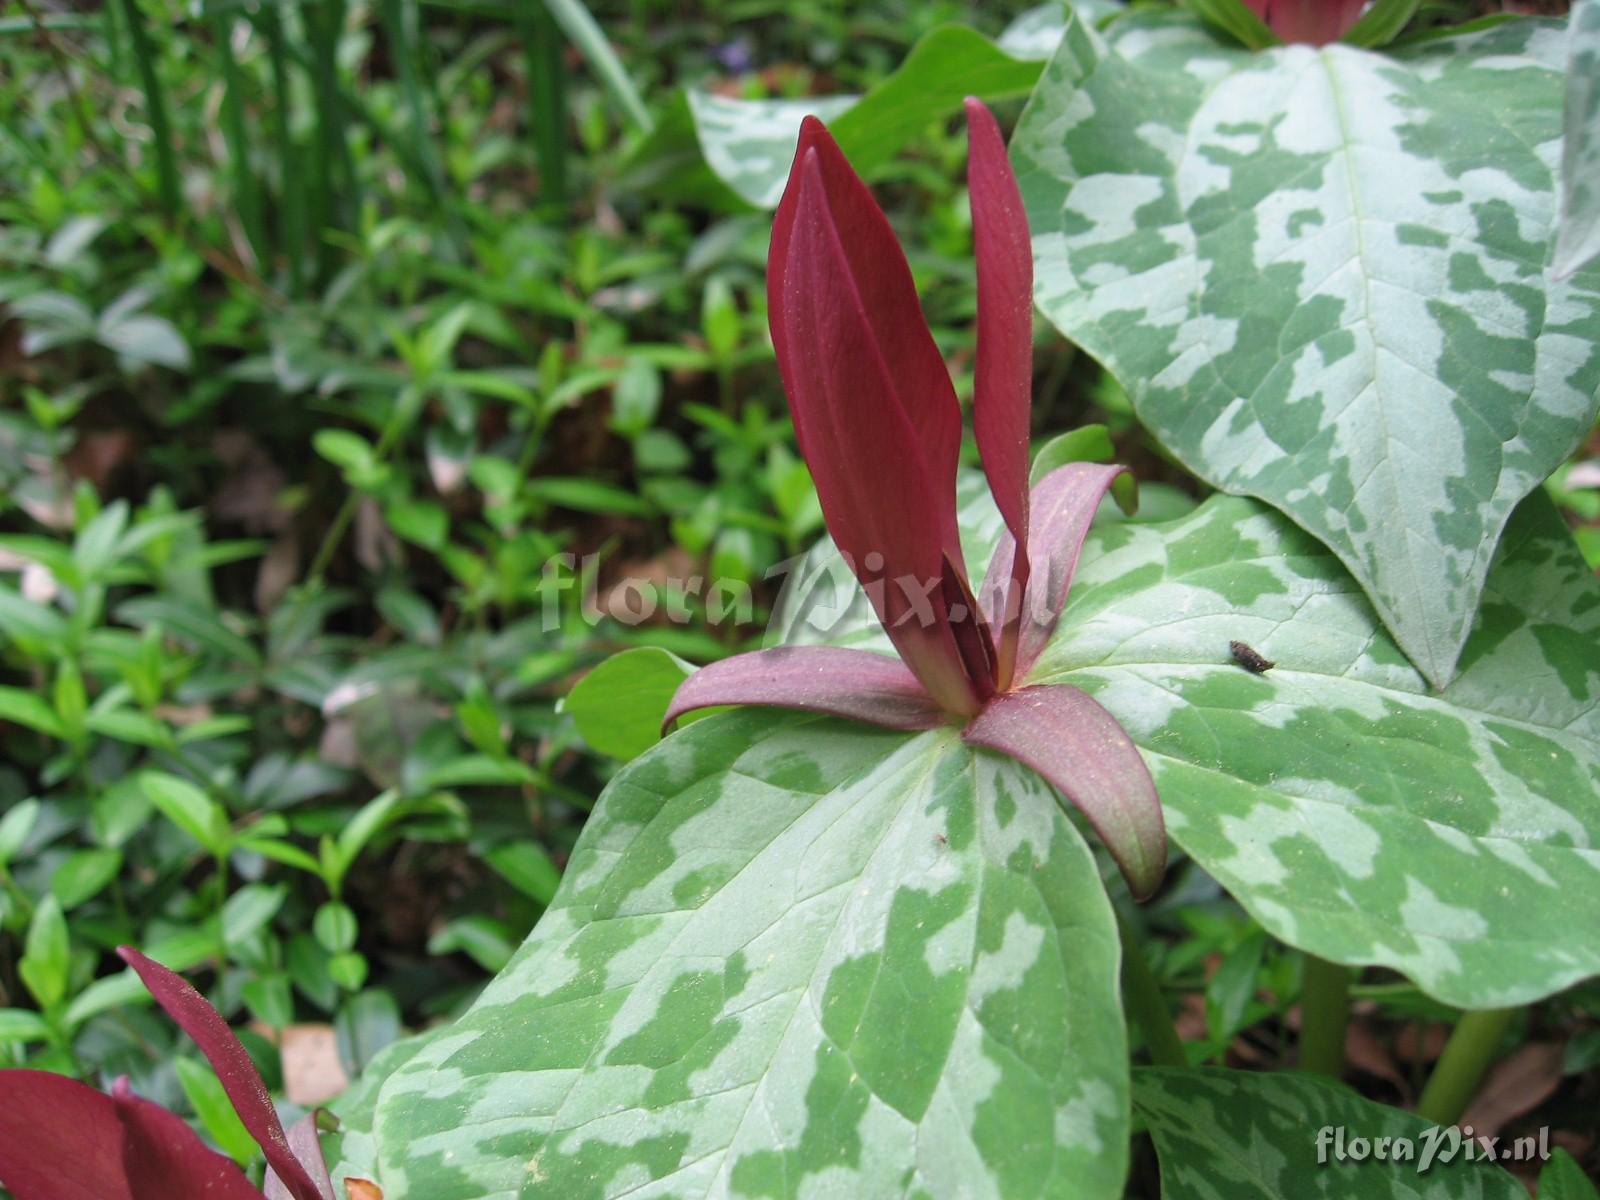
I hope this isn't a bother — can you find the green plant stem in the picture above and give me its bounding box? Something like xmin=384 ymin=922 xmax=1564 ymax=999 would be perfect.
xmin=1415 ymin=1007 xmax=1515 ymax=1126
xmin=306 ymin=409 xmax=412 ymax=586
xmin=1299 ymin=955 xmax=1352 ymax=1077
xmin=211 ymin=849 xmax=231 ymax=1005
xmin=1117 ymin=912 xmax=1186 ymax=1069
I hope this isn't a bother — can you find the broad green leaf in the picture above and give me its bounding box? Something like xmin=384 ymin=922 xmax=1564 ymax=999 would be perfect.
xmin=221 ymin=882 xmax=288 ymax=946
xmin=175 ymin=1055 xmax=259 ymax=1167
xmin=0 ymin=1008 xmax=52 ymax=1044
xmin=85 ymin=706 xmax=175 ymax=749
xmin=0 ymin=685 xmax=68 ymax=739
xmin=1033 ymin=491 xmax=1600 ymax=1007
xmin=1185 ymin=0 xmax=1278 ymax=49
xmin=117 ymin=594 xmax=262 ymax=666
xmin=63 ymin=971 xmax=149 ymax=1028
xmin=564 ymin=646 xmax=693 ymax=760
xmin=0 ymin=800 xmax=38 ymax=866
xmin=1555 ymin=0 xmax=1600 ymax=277
xmin=49 ymin=847 xmax=123 ymax=910
xmin=142 ymin=770 xmax=231 ymax=857
xmin=1134 ymin=1067 xmax=1525 ymax=1198
xmin=782 ymin=476 xmax=1600 ymax=1008
xmin=636 ymin=23 xmax=1048 ymax=210
xmin=1015 ymin=11 xmax=1600 ymax=687
xmin=1540 ymin=1149 xmax=1600 ymax=1200
xmin=1342 ymin=0 xmax=1423 ymax=48
xmin=20 ymin=897 xmax=69 ymax=1011
xmin=483 ymin=839 xmax=562 ymax=905
xmin=369 ymin=711 xmax=1128 ymax=1198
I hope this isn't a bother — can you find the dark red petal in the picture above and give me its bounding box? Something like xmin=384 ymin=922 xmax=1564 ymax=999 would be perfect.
xmin=117 ymin=947 xmax=324 ymax=1200
xmin=113 ymin=1080 xmax=265 ymax=1200
xmin=768 ymin=116 xmax=965 ymax=567
xmin=982 ymin=461 xmax=1128 ymax=684
xmin=263 ymin=1114 xmax=336 ymax=1200
xmin=965 ymin=97 xmax=1035 ymax=689
xmin=781 ymin=152 xmax=982 ymax=713
xmin=1254 ymin=0 xmax=1364 ymax=43
xmin=663 ymin=646 xmax=946 ymax=732
xmin=0 ymin=1069 xmax=136 ymax=1200
xmin=964 ymin=684 xmax=1166 ymax=899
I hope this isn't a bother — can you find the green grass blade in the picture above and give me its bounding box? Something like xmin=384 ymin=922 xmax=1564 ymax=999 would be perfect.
xmin=206 ymin=0 xmax=268 ymax=264
xmin=541 ymin=0 xmax=651 ymax=133
xmin=514 ymin=0 xmax=568 ymax=207
xmin=114 ymin=0 xmax=181 ymax=218
xmin=306 ymin=0 xmax=357 ymax=276
xmin=377 ymin=0 xmax=449 ymax=206
xmin=253 ymin=2 xmax=306 ymax=292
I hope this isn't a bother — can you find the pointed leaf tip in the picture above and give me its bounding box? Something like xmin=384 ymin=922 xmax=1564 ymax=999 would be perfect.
xmin=118 ymin=946 xmax=326 ymax=1200
xmin=964 ymin=684 xmax=1166 ymax=899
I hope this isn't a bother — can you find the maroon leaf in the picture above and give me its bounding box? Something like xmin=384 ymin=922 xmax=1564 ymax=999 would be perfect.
xmin=0 ymin=1069 xmax=137 ymax=1200
xmin=965 ymin=97 xmax=1035 ymax=690
xmin=777 ymin=150 xmax=984 ymax=714
xmin=982 ymin=462 xmax=1128 ymax=683
xmin=964 ymin=684 xmax=1166 ymax=898
xmin=768 ymin=117 xmax=965 ymax=567
xmin=112 ymin=1079 xmax=265 ymax=1200
xmin=663 ymin=646 xmax=946 ymax=732
xmin=263 ymin=1113 xmax=336 ymax=1200
xmin=117 ymin=947 xmax=325 ymax=1200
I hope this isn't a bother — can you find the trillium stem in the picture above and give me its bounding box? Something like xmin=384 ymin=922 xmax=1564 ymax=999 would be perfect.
xmin=1117 ymin=912 xmax=1186 ymax=1069
xmin=1298 ymin=956 xmax=1352 ymax=1077
xmin=1415 ymin=1007 xmax=1516 ymax=1126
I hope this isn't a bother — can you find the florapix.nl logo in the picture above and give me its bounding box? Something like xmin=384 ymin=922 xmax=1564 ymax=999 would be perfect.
xmin=1316 ymin=1124 xmax=1551 ymax=1173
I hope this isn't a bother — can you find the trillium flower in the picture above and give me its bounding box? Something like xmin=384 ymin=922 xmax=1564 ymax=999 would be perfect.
xmin=0 ymin=947 xmax=340 ymax=1200
xmin=665 ymin=100 xmax=1166 ymax=899
xmin=1244 ymin=0 xmax=1365 ymax=45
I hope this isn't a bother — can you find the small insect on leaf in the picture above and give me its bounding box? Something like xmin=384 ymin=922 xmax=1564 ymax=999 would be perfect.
xmin=1229 ymin=641 xmax=1275 ymax=674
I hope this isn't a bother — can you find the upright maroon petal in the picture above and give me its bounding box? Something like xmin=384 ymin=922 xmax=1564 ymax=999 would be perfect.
xmin=663 ymin=646 xmax=946 ymax=732
xmin=117 ymin=947 xmax=325 ymax=1200
xmin=769 ymin=116 xmax=965 ymax=567
xmin=964 ymin=685 xmax=1166 ymax=899
xmin=982 ymin=462 xmax=1128 ymax=684
xmin=780 ymin=151 xmax=983 ymax=714
xmin=0 ymin=1069 xmax=136 ymax=1200
xmin=965 ymin=97 xmax=1035 ymax=689
xmin=113 ymin=1080 xmax=265 ymax=1200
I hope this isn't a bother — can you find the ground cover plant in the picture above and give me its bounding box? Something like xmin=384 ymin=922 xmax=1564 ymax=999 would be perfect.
xmin=0 ymin=0 xmax=1597 ymax=1196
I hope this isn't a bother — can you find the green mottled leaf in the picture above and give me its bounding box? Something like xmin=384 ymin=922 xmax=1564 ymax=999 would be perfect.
xmin=1032 ymin=491 xmax=1600 ymax=1007
xmin=1135 ymin=1067 xmax=1525 ymax=1197
xmin=564 ymin=646 xmax=693 ymax=761
xmin=1015 ymin=10 xmax=1600 ymax=686
xmin=1556 ymin=0 xmax=1600 ymax=277
xmin=369 ymin=711 xmax=1127 ymax=1198
xmin=780 ymin=474 xmax=1600 ymax=1008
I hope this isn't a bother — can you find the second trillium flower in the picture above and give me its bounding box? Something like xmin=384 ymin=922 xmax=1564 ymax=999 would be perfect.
xmin=665 ymin=101 xmax=1166 ymax=899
